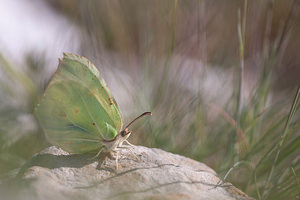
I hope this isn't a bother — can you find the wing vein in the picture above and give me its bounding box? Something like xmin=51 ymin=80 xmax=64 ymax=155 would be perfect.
xmin=65 ymin=113 xmax=91 ymax=133
xmin=56 ymin=138 xmax=100 ymax=142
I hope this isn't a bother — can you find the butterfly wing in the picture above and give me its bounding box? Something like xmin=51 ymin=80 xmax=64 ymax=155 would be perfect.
xmin=35 ymin=53 xmax=123 ymax=154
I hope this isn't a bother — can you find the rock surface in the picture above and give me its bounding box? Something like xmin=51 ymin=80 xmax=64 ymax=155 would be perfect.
xmin=17 ymin=146 xmax=254 ymax=200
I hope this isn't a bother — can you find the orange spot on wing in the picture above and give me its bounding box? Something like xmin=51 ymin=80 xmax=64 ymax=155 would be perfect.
xmin=74 ymin=108 xmax=79 ymax=114
xmin=109 ymin=98 xmax=114 ymax=105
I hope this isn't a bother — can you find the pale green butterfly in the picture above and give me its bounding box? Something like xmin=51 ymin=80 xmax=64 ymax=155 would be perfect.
xmin=35 ymin=53 xmax=151 ymax=169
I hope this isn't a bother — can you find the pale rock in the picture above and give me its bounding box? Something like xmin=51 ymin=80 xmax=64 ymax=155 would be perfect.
xmin=17 ymin=146 xmax=254 ymax=200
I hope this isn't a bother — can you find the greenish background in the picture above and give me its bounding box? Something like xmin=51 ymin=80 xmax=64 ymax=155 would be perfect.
xmin=0 ymin=1 xmax=299 ymax=199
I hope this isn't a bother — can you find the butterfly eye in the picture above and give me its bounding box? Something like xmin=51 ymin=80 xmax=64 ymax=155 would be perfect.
xmin=120 ymin=129 xmax=131 ymax=137
xmin=120 ymin=130 xmax=126 ymax=137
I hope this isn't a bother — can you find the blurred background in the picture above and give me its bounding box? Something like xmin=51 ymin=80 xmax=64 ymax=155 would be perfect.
xmin=0 ymin=0 xmax=299 ymax=199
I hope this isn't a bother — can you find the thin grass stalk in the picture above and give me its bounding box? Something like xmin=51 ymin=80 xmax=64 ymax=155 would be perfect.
xmin=251 ymin=0 xmax=274 ymax=145
xmin=291 ymin=167 xmax=300 ymax=198
xmin=274 ymin=0 xmax=299 ymax=55
xmin=236 ymin=0 xmax=248 ymax=160
xmin=197 ymin=0 xmax=207 ymax=78
xmin=153 ymin=0 xmax=178 ymax=107
xmin=254 ymin=170 xmax=262 ymax=200
xmin=223 ymin=160 xmax=252 ymax=182
xmin=262 ymin=0 xmax=273 ymax=65
xmin=237 ymin=0 xmax=247 ymax=121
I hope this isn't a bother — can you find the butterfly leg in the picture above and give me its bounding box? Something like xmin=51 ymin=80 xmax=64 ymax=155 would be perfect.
xmin=117 ymin=145 xmax=139 ymax=161
xmin=123 ymin=139 xmax=135 ymax=147
xmin=109 ymin=150 xmax=120 ymax=171
xmin=114 ymin=150 xmax=119 ymax=171
xmin=88 ymin=147 xmax=104 ymax=160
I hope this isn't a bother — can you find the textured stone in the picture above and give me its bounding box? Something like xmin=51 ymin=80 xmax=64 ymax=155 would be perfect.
xmin=17 ymin=146 xmax=254 ymax=200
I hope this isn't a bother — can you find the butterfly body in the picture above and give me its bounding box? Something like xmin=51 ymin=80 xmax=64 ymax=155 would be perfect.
xmin=101 ymin=131 xmax=131 ymax=153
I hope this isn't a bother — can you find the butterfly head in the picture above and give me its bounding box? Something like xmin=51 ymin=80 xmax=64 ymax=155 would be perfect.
xmin=120 ymin=112 xmax=152 ymax=139
xmin=103 ymin=112 xmax=151 ymax=151
xmin=120 ymin=128 xmax=131 ymax=138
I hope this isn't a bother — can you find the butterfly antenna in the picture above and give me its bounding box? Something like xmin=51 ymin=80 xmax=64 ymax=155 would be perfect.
xmin=125 ymin=112 xmax=152 ymax=129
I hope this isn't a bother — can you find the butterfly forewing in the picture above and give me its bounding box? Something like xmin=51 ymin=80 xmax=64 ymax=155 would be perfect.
xmin=35 ymin=53 xmax=123 ymax=154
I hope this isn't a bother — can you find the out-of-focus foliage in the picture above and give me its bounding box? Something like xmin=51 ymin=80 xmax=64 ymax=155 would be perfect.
xmin=0 ymin=1 xmax=299 ymax=200
xmin=0 ymin=54 xmax=48 ymax=176
xmin=48 ymin=0 xmax=300 ymax=89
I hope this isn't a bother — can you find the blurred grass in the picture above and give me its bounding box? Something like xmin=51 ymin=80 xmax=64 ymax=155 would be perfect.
xmin=1 ymin=0 xmax=300 ymax=199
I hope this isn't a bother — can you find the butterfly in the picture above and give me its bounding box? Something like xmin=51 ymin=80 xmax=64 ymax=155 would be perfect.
xmin=35 ymin=53 xmax=151 ymax=170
